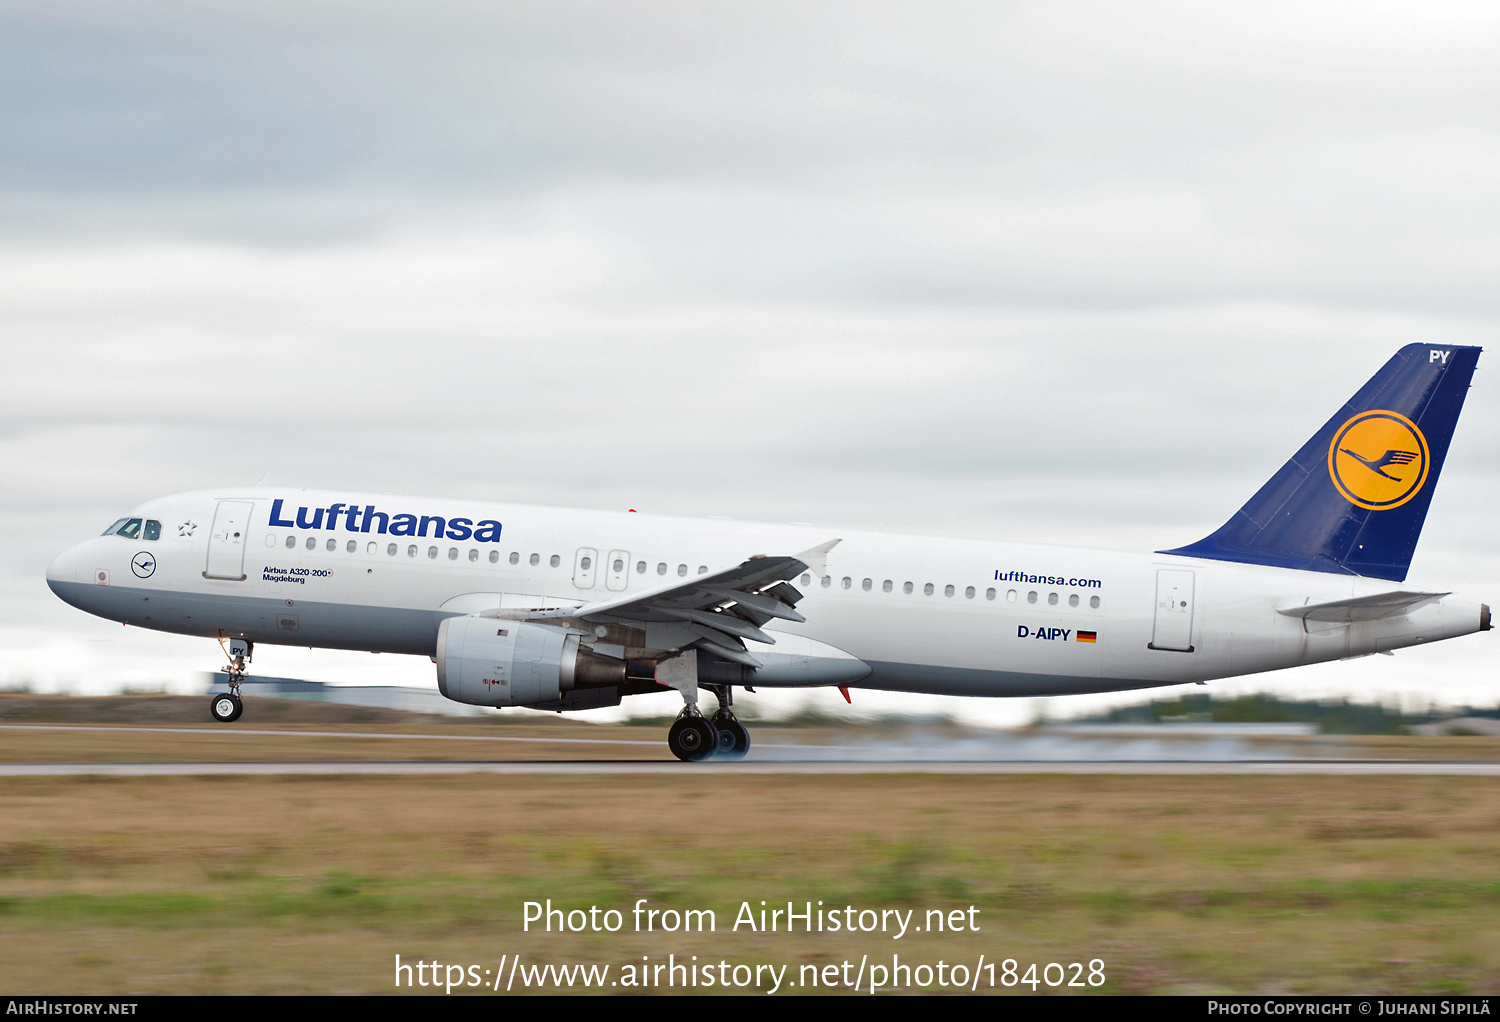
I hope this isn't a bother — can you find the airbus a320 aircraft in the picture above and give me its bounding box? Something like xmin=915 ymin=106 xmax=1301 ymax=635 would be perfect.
xmin=47 ymin=345 xmax=1489 ymax=760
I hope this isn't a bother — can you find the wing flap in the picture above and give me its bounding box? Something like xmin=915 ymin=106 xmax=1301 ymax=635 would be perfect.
xmin=522 ymin=552 xmax=811 ymax=662
xmin=550 ymin=555 xmax=808 ymax=624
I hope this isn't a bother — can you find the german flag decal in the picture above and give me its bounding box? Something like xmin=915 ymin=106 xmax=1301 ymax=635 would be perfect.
xmin=1077 ymin=630 xmax=1097 ymax=643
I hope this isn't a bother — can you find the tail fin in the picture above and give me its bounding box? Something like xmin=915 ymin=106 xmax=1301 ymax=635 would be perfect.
xmin=1164 ymin=343 xmax=1481 ymax=582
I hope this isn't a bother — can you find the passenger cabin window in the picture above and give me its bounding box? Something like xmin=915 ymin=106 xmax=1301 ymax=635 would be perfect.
xmin=388 ymin=543 xmax=398 ymax=556
xmin=882 ymin=580 xmax=892 ymax=592
xmin=469 ymin=549 xmax=479 ymax=562
xmin=1048 ymin=592 xmax=1058 ymax=605
xmin=489 ymin=550 xmax=499 ymax=563
xmin=1090 ymin=595 xmax=1101 ymax=609
xmin=614 ymin=559 xmax=625 ymax=572
xmin=367 ymin=542 xmax=378 ymax=554
xmin=678 ymin=564 xmax=688 ymax=577
xmin=1027 ymin=591 xmax=1038 ymax=603
xmin=842 ymin=577 xmax=852 ymax=589
xmin=143 ymin=520 xmax=161 ymax=541
xmin=428 ymin=546 xmax=439 ymax=559
xmin=986 ymin=588 xmax=997 ymax=600
xmin=305 ymin=537 xmax=316 ymax=550
xmin=580 ymin=556 xmax=593 ymax=570
xmin=923 ymin=583 xmax=934 ymax=596
xmin=286 ymin=536 xmax=297 ymax=549
xmin=821 ymin=576 xmax=831 ymax=588
xmin=965 ymin=586 xmax=975 ymax=599
xmin=530 ymin=553 xmax=540 ymax=566
xmin=551 ymin=555 xmax=561 ymax=568
xmin=448 ymin=547 xmax=459 ymax=560
xmin=903 ymin=582 xmax=914 ymax=594
xmin=637 ymin=561 xmax=647 ymax=574
xmin=698 ymin=565 xmax=707 ymax=574
xmin=861 ymin=578 xmax=872 ymax=591
xmin=326 ymin=539 xmax=336 ymax=552
xmin=944 ymin=585 xmax=955 ymax=597
xmin=1069 ymin=593 xmax=1079 ymax=607
xmin=510 ymin=552 xmax=520 ymax=565
xmin=347 ymin=540 xmax=357 ymax=553
xmin=408 ymin=545 xmax=418 ymax=557
xmin=659 ymin=563 xmax=669 ymax=575
xmin=801 ymin=574 xmax=811 ymax=585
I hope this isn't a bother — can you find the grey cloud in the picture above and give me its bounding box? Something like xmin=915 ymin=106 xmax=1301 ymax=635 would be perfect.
xmin=2 ymin=3 xmax=1497 ymax=709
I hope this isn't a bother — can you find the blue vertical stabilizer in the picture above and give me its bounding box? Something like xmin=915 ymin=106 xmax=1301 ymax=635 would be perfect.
xmin=1164 ymin=344 xmax=1481 ymax=581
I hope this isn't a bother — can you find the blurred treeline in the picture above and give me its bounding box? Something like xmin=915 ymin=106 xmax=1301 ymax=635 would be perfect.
xmin=1088 ymin=693 xmax=1500 ymax=735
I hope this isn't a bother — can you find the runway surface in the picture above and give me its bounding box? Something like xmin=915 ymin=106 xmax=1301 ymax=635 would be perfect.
xmin=6 ymin=723 xmax=1499 ymax=774
xmin=5 ymin=759 xmax=1500 ymax=775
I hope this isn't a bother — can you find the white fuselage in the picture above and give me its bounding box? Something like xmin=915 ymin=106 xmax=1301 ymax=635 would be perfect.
xmin=47 ymin=489 xmax=1487 ymax=699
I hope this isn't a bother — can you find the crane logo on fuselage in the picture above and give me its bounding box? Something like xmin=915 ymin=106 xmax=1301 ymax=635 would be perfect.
xmin=1327 ymin=410 xmax=1430 ymax=511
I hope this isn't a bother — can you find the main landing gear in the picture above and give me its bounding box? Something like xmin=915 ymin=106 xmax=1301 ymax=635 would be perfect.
xmin=664 ymin=687 xmax=751 ymax=762
xmin=657 ymin=651 xmax=752 ymax=762
xmin=210 ymin=637 xmax=250 ymax=724
xmin=707 ymin=684 xmax=749 ymax=760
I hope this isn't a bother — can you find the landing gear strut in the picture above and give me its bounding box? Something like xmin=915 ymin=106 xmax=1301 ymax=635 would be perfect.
xmin=210 ymin=637 xmax=250 ymax=723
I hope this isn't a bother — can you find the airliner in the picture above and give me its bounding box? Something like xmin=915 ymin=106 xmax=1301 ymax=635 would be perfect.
xmin=46 ymin=344 xmax=1489 ymax=760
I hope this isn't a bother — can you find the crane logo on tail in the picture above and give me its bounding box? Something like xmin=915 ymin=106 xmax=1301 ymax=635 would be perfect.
xmin=1328 ymin=410 xmax=1430 ymax=510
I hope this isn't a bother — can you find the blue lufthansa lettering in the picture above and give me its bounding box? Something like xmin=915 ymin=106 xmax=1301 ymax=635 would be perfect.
xmin=269 ymin=499 xmax=502 ymax=541
xmin=361 ymin=506 xmax=389 ymax=534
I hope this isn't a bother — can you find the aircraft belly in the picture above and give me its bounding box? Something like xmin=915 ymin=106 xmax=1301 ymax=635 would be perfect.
xmin=859 ymin=661 xmax=1176 ymax=698
xmin=48 ymin=581 xmax=445 ymax=656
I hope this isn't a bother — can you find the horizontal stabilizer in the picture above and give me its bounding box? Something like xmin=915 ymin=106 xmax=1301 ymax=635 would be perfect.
xmin=1277 ymin=591 xmax=1448 ymax=623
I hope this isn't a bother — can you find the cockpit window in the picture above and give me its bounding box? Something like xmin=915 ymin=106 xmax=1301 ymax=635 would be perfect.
xmin=101 ymin=518 xmax=130 ymax=536
xmin=143 ymin=520 xmax=161 ymax=541
xmin=110 ymin=518 xmax=143 ymax=539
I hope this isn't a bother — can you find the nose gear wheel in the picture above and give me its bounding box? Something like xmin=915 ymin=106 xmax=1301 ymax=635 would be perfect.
xmin=209 ymin=692 xmax=242 ymax=723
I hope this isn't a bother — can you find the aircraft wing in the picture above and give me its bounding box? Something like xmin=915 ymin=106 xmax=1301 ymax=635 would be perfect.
xmin=525 ymin=542 xmax=836 ymax=667
xmin=1276 ymin=591 xmax=1449 ymax=623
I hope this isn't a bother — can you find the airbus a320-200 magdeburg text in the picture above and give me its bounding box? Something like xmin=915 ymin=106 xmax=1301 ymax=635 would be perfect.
xmin=47 ymin=345 xmax=1490 ymax=760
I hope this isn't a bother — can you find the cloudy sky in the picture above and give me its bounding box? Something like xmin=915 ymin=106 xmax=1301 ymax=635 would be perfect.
xmin=2 ymin=2 xmax=1496 ymax=723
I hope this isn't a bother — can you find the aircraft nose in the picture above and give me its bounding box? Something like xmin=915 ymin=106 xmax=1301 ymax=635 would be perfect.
xmin=46 ymin=545 xmax=79 ymax=593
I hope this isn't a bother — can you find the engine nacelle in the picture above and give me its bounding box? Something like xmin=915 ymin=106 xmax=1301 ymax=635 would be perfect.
xmin=436 ymin=616 xmax=625 ymax=707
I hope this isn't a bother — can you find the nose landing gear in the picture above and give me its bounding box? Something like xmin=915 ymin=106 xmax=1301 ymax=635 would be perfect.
xmin=210 ymin=636 xmax=251 ymax=724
